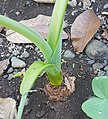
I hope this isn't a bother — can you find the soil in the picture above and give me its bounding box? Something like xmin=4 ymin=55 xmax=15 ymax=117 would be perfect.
xmin=0 ymin=0 xmax=108 ymax=119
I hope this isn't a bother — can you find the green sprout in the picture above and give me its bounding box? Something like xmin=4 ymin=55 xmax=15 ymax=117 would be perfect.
xmin=0 ymin=0 xmax=68 ymax=118
xmin=82 ymin=76 xmax=108 ymax=119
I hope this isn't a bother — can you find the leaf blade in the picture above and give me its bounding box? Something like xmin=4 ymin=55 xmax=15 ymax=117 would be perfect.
xmin=0 ymin=15 xmax=52 ymax=62
xmin=20 ymin=61 xmax=63 ymax=95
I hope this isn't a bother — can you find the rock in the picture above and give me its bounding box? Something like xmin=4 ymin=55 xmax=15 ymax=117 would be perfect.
xmin=7 ymin=68 xmax=13 ymax=74
xmin=64 ymin=50 xmax=75 ymax=58
xmin=87 ymin=60 xmax=94 ymax=64
xmin=21 ymin=51 xmax=30 ymax=58
xmin=103 ymin=3 xmax=108 ymax=9
xmin=82 ymin=0 xmax=91 ymax=9
xmin=85 ymin=40 xmax=108 ymax=59
xmin=92 ymin=63 xmax=104 ymax=70
xmin=106 ymin=71 xmax=108 ymax=76
xmin=0 ymin=59 xmax=10 ymax=76
xmin=68 ymin=0 xmax=77 ymax=7
xmin=12 ymin=49 xmax=20 ymax=56
xmin=0 ymin=38 xmax=3 ymax=44
xmin=98 ymin=70 xmax=105 ymax=76
xmin=104 ymin=65 xmax=108 ymax=71
xmin=8 ymin=74 xmax=13 ymax=80
xmin=11 ymin=57 xmax=26 ymax=68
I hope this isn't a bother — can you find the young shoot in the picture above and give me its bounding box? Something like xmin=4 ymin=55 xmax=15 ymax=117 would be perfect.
xmin=0 ymin=0 xmax=68 ymax=118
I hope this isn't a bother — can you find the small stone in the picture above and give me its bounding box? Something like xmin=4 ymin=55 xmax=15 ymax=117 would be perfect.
xmin=8 ymin=74 xmax=13 ymax=80
xmin=11 ymin=57 xmax=26 ymax=68
xmin=0 ymin=38 xmax=3 ymax=44
xmin=82 ymin=0 xmax=91 ymax=9
xmin=7 ymin=68 xmax=13 ymax=74
xmin=15 ymin=11 xmax=20 ymax=16
xmin=21 ymin=51 xmax=29 ymax=58
xmin=104 ymin=65 xmax=108 ymax=71
xmin=87 ymin=60 xmax=94 ymax=64
xmin=3 ymin=74 xmax=8 ymax=79
xmin=36 ymin=110 xmax=45 ymax=118
xmin=103 ymin=3 xmax=108 ymax=9
xmin=85 ymin=40 xmax=108 ymax=59
xmin=12 ymin=49 xmax=20 ymax=56
xmin=64 ymin=50 xmax=75 ymax=58
xmin=0 ymin=59 xmax=10 ymax=76
xmin=98 ymin=70 xmax=105 ymax=76
xmin=68 ymin=0 xmax=77 ymax=7
xmin=92 ymin=63 xmax=104 ymax=70
xmin=106 ymin=71 xmax=108 ymax=76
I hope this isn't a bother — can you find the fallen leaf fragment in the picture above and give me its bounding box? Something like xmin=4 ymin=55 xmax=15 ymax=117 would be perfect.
xmin=102 ymin=29 xmax=108 ymax=40
xmin=0 ymin=59 xmax=9 ymax=76
xmin=71 ymin=9 xmax=100 ymax=52
xmin=6 ymin=14 xmax=68 ymax=43
xmin=0 ymin=98 xmax=17 ymax=119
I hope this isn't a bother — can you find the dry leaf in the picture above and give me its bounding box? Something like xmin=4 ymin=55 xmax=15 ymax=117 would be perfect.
xmin=0 ymin=59 xmax=9 ymax=76
xmin=0 ymin=98 xmax=17 ymax=119
xmin=6 ymin=14 xmax=68 ymax=43
xmin=102 ymin=29 xmax=108 ymax=40
xmin=71 ymin=9 xmax=100 ymax=52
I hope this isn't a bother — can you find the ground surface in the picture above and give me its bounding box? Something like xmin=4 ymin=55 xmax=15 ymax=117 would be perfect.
xmin=0 ymin=0 xmax=108 ymax=119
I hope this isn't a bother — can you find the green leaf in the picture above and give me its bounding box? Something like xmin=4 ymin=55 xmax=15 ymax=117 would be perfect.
xmin=47 ymin=0 xmax=68 ymax=52
xmin=0 ymin=15 xmax=52 ymax=62
xmin=20 ymin=61 xmax=63 ymax=95
xmin=82 ymin=97 xmax=108 ymax=119
xmin=92 ymin=76 xmax=108 ymax=99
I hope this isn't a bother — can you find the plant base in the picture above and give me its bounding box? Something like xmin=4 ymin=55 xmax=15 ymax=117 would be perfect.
xmin=44 ymin=76 xmax=76 ymax=101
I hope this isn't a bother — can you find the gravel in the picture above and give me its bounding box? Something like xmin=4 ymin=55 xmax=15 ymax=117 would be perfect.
xmin=64 ymin=50 xmax=75 ymax=58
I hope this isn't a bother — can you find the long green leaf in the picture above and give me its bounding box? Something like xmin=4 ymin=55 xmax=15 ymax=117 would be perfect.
xmin=47 ymin=0 xmax=68 ymax=52
xmin=20 ymin=61 xmax=63 ymax=95
xmin=82 ymin=97 xmax=108 ymax=119
xmin=92 ymin=76 xmax=108 ymax=99
xmin=0 ymin=15 xmax=52 ymax=62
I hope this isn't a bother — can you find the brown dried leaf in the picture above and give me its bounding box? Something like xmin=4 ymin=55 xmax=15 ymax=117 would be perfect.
xmin=102 ymin=29 xmax=108 ymax=40
xmin=6 ymin=14 xmax=68 ymax=43
xmin=0 ymin=98 xmax=17 ymax=119
xmin=71 ymin=9 xmax=100 ymax=52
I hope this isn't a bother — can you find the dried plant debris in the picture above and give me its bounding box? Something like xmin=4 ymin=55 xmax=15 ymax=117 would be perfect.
xmin=6 ymin=14 xmax=68 ymax=43
xmin=44 ymin=76 xmax=76 ymax=101
xmin=0 ymin=98 xmax=17 ymax=119
xmin=71 ymin=9 xmax=100 ymax=52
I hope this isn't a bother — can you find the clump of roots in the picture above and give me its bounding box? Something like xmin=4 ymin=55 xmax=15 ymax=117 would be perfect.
xmin=44 ymin=76 xmax=76 ymax=101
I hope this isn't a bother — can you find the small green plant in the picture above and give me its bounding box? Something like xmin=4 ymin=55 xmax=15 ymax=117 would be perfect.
xmin=82 ymin=76 xmax=108 ymax=119
xmin=0 ymin=0 xmax=68 ymax=118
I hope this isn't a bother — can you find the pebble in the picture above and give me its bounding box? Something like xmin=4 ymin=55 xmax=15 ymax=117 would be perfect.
xmin=21 ymin=51 xmax=29 ymax=58
xmin=0 ymin=38 xmax=3 ymax=44
xmin=7 ymin=68 xmax=13 ymax=74
xmin=85 ymin=40 xmax=108 ymax=59
xmin=103 ymin=3 xmax=108 ymax=9
xmin=82 ymin=0 xmax=91 ymax=9
xmin=11 ymin=57 xmax=26 ymax=68
xmin=87 ymin=60 xmax=94 ymax=64
xmin=68 ymin=0 xmax=77 ymax=7
xmin=98 ymin=70 xmax=105 ymax=76
xmin=12 ymin=49 xmax=20 ymax=56
xmin=64 ymin=50 xmax=75 ymax=58
xmin=104 ymin=65 xmax=108 ymax=71
xmin=92 ymin=63 xmax=104 ymax=70
xmin=106 ymin=71 xmax=108 ymax=76
xmin=8 ymin=74 xmax=13 ymax=80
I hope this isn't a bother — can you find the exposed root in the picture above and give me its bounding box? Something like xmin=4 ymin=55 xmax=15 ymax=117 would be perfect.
xmin=44 ymin=76 xmax=76 ymax=101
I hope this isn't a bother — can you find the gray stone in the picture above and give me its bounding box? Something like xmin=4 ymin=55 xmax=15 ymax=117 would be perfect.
xmin=106 ymin=71 xmax=108 ymax=76
xmin=7 ymin=68 xmax=13 ymax=74
xmin=98 ymin=70 xmax=105 ymax=76
xmin=103 ymin=3 xmax=108 ymax=9
xmin=8 ymin=74 xmax=13 ymax=80
xmin=85 ymin=40 xmax=108 ymax=59
xmin=87 ymin=60 xmax=94 ymax=64
xmin=0 ymin=38 xmax=3 ymax=44
xmin=64 ymin=50 xmax=75 ymax=58
xmin=21 ymin=51 xmax=29 ymax=58
xmin=11 ymin=57 xmax=26 ymax=68
xmin=92 ymin=63 xmax=104 ymax=70
xmin=104 ymin=65 xmax=108 ymax=71
xmin=12 ymin=49 xmax=20 ymax=56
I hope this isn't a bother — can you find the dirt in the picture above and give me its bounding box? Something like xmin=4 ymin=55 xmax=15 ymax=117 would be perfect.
xmin=0 ymin=0 xmax=108 ymax=119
